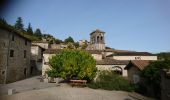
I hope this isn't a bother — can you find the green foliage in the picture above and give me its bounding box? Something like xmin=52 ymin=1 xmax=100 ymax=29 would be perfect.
xmin=14 ymin=17 xmax=24 ymax=32
xmin=64 ymin=36 xmax=74 ymax=43
xmin=54 ymin=39 xmax=63 ymax=44
xmin=34 ymin=28 xmax=42 ymax=39
xmin=48 ymin=49 xmax=97 ymax=81
xmin=0 ymin=18 xmax=7 ymax=25
xmin=157 ymin=52 xmax=170 ymax=60
xmin=88 ymin=71 xmax=134 ymax=92
xmin=141 ymin=60 xmax=170 ymax=96
xmin=46 ymin=70 xmax=58 ymax=77
xmin=26 ymin=23 xmax=33 ymax=35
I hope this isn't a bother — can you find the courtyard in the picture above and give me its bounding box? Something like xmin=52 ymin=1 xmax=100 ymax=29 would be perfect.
xmin=0 ymin=76 xmax=149 ymax=100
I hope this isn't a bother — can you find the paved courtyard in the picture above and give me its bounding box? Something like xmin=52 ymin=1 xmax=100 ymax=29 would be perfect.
xmin=0 ymin=76 xmax=147 ymax=100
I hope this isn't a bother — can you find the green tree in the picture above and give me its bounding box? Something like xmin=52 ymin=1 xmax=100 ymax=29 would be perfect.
xmin=64 ymin=36 xmax=74 ymax=43
xmin=54 ymin=39 xmax=62 ymax=44
xmin=141 ymin=60 xmax=170 ymax=97
xmin=48 ymin=50 xmax=97 ymax=81
xmin=34 ymin=28 xmax=42 ymax=39
xmin=14 ymin=17 xmax=24 ymax=31
xmin=0 ymin=18 xmax=7 ymax=25
xmin=157 ymin=52 xmax=170 ymax=60
xmin=26 ymin=23 xmax=33 ymax=35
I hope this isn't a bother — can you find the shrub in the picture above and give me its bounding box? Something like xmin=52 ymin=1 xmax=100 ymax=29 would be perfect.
xmin=88 ymin=71 xmax=134 ymax=92
xmin=48 ymin=49 xmax=97 ymax=81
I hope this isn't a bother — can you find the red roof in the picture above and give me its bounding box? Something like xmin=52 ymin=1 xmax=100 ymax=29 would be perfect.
xmin=125 ymin=60 xmax=150 ymax=70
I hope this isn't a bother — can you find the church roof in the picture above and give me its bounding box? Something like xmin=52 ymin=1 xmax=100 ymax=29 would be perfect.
xmin=90 ymin=29 xmax=105 ymax=35
xmin=97 ymin=58 xmax=129 ymax=65
xmin=106 ymin=52 xmax=155 ymax=57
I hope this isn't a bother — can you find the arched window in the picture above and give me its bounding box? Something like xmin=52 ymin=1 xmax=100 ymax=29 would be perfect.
xmin=112 ymin=66 xmax=123 ymax=75
xmin=97 ymin=36 xmax=100 ymax=43
xmin=101 ymin=36 xmax=103 ymax=41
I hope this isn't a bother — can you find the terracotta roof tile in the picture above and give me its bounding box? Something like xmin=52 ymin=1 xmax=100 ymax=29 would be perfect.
xmin=125 ymin=60 xmax=150 ymax=70
xmin=97 ymin=58 xmax=129 ymax=65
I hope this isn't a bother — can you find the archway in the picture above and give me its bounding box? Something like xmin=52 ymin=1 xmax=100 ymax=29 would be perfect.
xmin=112 ymin=66 xmax=123 ymax=75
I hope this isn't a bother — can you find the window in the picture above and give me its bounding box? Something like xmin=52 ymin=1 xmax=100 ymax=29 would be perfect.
xmin=12 ymin=34 xmax=14 ymax=41
xmin=25 ymin=40 xmax=27 ymax=45
xmin=24 ymin=50 xmax=26 ymax=58
xmin=10 ymin=50 xmax=14 ymax=57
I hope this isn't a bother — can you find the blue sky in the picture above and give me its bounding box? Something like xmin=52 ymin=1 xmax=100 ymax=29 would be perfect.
xmin=1 ymin=0 xmax=170 ymax=53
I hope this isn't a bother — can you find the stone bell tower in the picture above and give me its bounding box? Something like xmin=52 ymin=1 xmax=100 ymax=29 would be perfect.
xmin=90 ymin=29 xmax=105 ymax=50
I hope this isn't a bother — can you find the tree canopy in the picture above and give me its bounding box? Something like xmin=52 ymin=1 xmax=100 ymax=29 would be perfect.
xmin=26 ymin=23 xmax=33 ymax=35
xmin=14 ymin=17 xmax=24 ymax=31
xmin=48 ymin=49 xmax=97 ymax=81
xmin=34 ymin=28 xmax=42 ymax=38
xmin=64 ymin=36 xmax=74 ymax=43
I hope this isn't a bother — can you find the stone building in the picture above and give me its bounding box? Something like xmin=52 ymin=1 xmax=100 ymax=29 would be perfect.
xmin=87 ymin=29 xmax=105 ymax=50
xmin=32 ymin=41 xmax=49 ymax=49
xmin=0 ymin=25 xmax=31 ymax=84
xmin=124 ymin=60 xmax=150 ymax=83
xmin=106 ymin=52 xmax=157 ymax=61
xmin=31 ymin=44 xmax=45 ymax=72
xmin=41 ymin=29 xmax=157 ymax=78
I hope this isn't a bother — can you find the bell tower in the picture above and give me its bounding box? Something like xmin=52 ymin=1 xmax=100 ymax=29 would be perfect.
xmin=90 ymin=29 xmax=105 ymax=50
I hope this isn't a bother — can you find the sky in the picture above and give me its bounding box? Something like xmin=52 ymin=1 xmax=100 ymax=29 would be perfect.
xmin=0 ymin=0 xmax=170 ymax=53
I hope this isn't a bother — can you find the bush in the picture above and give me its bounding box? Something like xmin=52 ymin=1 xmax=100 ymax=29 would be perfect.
xmin=48 ymin=49 xmax=97 ymax=81
xmin=46 ymin=70 xmax=58 ymax=78
xmin=88 ymin=71 xmax=134 ymax=92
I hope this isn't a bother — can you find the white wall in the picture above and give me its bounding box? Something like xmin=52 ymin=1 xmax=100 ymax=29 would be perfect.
xmin=42 ymin=54 xmax=55 ymax=76
xmin=92 ymin=54 xmax=102 ymax=61
xmin=113 ymin=56 xmax=157 ymax=60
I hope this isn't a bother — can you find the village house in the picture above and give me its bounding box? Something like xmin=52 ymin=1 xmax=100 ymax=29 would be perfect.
xmin=0 ymin=25 xmax=31 ymax=84
xmin=32 ymin=41 xmax=49 ymax=49
xmin=31 ymin=44 xmax=45 ymax=72
xmin=124 ymin=60 xmax=150 ymax=83
xmin=41 ymin=29 xmax=157 ymax=78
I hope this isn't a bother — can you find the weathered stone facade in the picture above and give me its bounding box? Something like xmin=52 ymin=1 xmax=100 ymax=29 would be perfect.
xmin=0 ymin=27 xmax=31 ymax=84
xmin=31 ymin=45 xmax=44 ymax=71
xmin=88 ymin=29 xmax=105 ymax=50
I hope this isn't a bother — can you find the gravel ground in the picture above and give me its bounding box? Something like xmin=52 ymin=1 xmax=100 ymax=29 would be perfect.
xmin=0 ymin=76 xmax=56 ymax=96
xmin=0 ymin=85 xmax=135 ymax=100
xmin=0 ymin=76 xmax=137 ymax=100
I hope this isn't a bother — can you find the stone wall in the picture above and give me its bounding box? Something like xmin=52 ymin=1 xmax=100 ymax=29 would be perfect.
xmin=127 ymin=65 xmax=140 ymax=83
xmin=42 ymin=54 xmax=55 ymax=76
xmin=0 ymin=28 xmax=31 ymax=84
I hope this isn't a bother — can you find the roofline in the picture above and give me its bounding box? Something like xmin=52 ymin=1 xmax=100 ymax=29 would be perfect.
xmin=0 ymin=24 xmax=32 ymax=41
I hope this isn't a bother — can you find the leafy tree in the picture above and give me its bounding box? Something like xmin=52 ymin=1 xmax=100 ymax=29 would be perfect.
xmin=157 ymin=52 xmax=170 ymax=60
xmin=48 ymin=49 xmax=97 ymax=81
xmin=0 ymin=18 xmax=7 ymax=25
xmin=14 ymin=17 xmax=24 ymax=31
xmin=64 ymin=36 xmax=74 ymax=43
xmin=26 ymin=23 xmax=33 ymax=35
xmin=141 ymin=60 xmax=170 ymax=97
xmin=34 ymin=28 xmax=42 ymax=39
xmin=54 ymin=39 xmax=62 ymax=44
